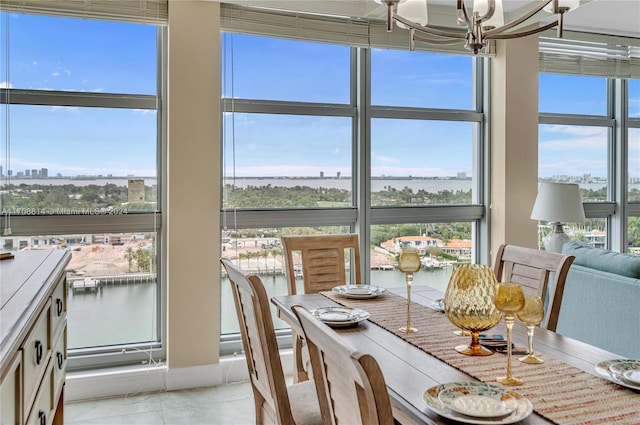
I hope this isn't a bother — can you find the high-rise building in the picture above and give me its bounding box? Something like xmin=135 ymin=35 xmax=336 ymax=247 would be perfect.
xmin=41 ymin=168 xmax=48 ymax=178
xmin=128 ymin=179 xmax=145 ymax=203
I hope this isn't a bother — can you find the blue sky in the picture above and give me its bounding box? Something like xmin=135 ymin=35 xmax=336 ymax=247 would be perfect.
xmin=1 ymin=13 xmax=639 ymax=180
xmin=1 ymin=13 xmax=157 ymax=178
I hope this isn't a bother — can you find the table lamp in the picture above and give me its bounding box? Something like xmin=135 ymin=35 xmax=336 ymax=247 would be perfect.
xmin=530 ymin=182 xmax=585 ymax=252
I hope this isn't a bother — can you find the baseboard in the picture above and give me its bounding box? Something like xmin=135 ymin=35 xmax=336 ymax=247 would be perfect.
xmin=65 ymin=349 xmax=293 ymax=402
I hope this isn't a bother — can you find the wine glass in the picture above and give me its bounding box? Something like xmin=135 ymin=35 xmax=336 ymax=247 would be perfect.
xmin=516 ymin=296 xmax=545 ymax=364
xmin=444 ymin=264 xmax=503 ymax=356
xmin=494 ymin=283 xmax=525 ymax=386
xmin=398 ymin=247 xmax=421 ymax=334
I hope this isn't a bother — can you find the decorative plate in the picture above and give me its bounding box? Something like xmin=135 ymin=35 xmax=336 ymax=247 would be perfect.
xmin=595 ymin=359 xmax=640 ymax=391
xmin=423 ymin=382 xmax=533 ymax=425
xmin=608 ymin=359 xmax=640 ymax=386
xmin=431 ymin=298 xmax=445 ymax=312
xmin=438 ymin=385 xmax=517 ymax=418
xmin=331 ymin=284 xmax=386 ymax=299
xmin=623 ymin=370 xmax=640 ymax=386
xmin=311 ymin=306 xmax=370 ymax=327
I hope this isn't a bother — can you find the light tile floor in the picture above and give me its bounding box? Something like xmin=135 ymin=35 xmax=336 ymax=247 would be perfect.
xmin=65 ymin=379 xmax=256 ymax=425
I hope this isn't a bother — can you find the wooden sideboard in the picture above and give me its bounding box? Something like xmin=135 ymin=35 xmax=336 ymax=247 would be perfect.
xmin=1 ymin=250 xmax=71 ymax=425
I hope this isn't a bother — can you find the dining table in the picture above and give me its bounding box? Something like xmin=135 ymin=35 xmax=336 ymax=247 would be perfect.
xmin=271 ymin=285 xmax=640 ymax=425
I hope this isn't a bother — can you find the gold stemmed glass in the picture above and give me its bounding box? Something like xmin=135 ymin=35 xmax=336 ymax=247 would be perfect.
xmin=444 ymin=264 xmax=503 ymax=356
xmin=517 ymin=296 xmax=545 ymax=364
xmin=494 ymin=283 xmax=525 ymax=386
xmin=398 ymin=247 xmax=421 ymax=334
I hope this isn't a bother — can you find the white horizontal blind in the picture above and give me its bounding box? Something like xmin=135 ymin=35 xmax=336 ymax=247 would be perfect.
xmin=221 ymin=4 xmax=369 ymax=48
xmin=0 ymin=0 xmax=167 ymax=25
xmin=220 ymin=3 xmax=486 ymax=56
xmin=539 ymin=32 xmax=640 ymax=79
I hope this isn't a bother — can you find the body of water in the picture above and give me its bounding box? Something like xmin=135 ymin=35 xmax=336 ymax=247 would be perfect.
xmin=66 ymin=266 xmax=452 ymax=349
xmin=67 ymin=281 xmax=158 ymax=349
xmin=5 ymin=178 xmax=158 ymax=187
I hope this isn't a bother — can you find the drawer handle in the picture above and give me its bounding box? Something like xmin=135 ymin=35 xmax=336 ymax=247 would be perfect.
xmin=38 ymin=410 xmax=46 ymax=425
xmin=57 ymin=351 xmax=64 ymax=369
xmin=35 ymin=340 xmax=43 ymax=365
xmin=56 ymin=298 xmax=63 ymax=316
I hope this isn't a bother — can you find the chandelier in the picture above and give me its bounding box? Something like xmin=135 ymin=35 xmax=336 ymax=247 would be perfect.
xmin=375 ymin=0 xmax=580 ymax=54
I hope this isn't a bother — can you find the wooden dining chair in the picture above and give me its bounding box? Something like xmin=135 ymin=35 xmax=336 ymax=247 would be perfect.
xmin=220 ymin=258 xmax=322 ymax=425
xmin=291 ymin=305 xmax=395 ymax=425
xmin=281 ymin=234 xmax=361 ymax=382
xmin=493 ymin=243 xmax=575 ymax=331
xmin=281 ymin=234 xmax=362 ymax=295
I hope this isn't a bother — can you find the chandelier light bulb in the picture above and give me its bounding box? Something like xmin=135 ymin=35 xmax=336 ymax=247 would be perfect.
xmin=396 ymin=0 xmax=428 ymax=29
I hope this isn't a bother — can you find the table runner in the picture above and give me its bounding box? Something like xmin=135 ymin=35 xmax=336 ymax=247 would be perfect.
xmin=321 ymin=290 xmax=640 ymax=425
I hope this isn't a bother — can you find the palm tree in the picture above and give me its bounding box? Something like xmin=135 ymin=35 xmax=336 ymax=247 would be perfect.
xmin=270 ymin=248 xmax=280 ymax=276
xmin=124 ymin=247 xmax=134 ymax=272
xmin=261 ymin=250 xmax=269 ymax=271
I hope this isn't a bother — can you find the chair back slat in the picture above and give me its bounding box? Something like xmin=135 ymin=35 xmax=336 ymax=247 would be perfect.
xmin=494 ymin=244 xmax=575 ymax=331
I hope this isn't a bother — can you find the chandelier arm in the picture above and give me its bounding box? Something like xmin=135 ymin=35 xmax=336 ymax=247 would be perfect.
xmin=477 ymin=0 xmax=496 ymax=25
xmin=483 ymin=0 xmax=553 ymax=36
xmin=485 ymin=20 xmax=559 ymax=40
xmin=394 ymin=15 xmax=467 ymax=40
xmin=456 ymin=0 xmax=472 ymax=29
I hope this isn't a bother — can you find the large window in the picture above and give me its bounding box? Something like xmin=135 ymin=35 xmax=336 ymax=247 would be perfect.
xmin=220 ymin=30 xmax=486 ymax=341
xmin=1 ymin=12 xmax=164 ymax=369
xmin=628 ymin=79 xmax=640 ymax=251
xmin=539 ymin=72 xmax=638 ymax=251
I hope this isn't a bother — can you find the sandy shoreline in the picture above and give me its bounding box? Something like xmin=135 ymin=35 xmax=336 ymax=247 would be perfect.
xmin=65 ymin=239 xmax=396 ymax=277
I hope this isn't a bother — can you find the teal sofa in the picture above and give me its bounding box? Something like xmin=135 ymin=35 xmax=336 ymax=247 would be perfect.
xmin=556 ymin=241 xmax=640 ymax=359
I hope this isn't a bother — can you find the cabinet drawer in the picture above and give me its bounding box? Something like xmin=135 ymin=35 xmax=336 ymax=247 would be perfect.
xmin=0 ymin=352 xmax=22 ymax=425
xmin=50 ymin=278 xmax=66 ymax=341
xmin=51 ymin=325 xmax=66 ymax=401
xmin=22 ymin=299 xmax=51 ymax=420
xmin=25 ymin=361 xmax=54 ymax=425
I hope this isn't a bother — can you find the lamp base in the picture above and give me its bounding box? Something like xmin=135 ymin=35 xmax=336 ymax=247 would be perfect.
xmin=543 ymin=223 xmax=570 ymax=253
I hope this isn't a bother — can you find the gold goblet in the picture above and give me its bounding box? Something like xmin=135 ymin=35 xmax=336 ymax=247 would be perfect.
xmin=444 ymin=264 xmax=503 ymax=356
xmin=398 ymin=247 xmax=421 ymax=334
xmin=494 ymin=283 xmax=525 ymax=386
xmin=517 ymin=296 xmax=545 ymax=364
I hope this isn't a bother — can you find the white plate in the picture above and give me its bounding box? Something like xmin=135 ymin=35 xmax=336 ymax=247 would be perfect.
xmin=423 ymin=382 xmax=533 ymax=425
xmin=623 ymin=370 xmax=640 ymax=386
xmin=311 ymin=306 xmax=370 ymax=327
xmin=608 ymin=359 xmax=640 ymax=386
xmin=438 ymin=387 xmax=517 ymax=418
xmin=431 ymin=298 xmax=445 ymax=312
xmin=595 ymin=359 xmax=640 ymax=391
xmin=331 ymin=284 xmax=386 ymax=299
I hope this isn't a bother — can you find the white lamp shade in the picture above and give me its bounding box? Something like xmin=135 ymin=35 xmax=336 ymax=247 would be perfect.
xmin=396 ymin=0 xmax=428 ymax=29
xmin=531 ymin=182 xmax=586 ymax=223
xmin=543 ymin=0 xmax=580 ymax=13
xmin=473 ymin=0 xmax=504 ymax=28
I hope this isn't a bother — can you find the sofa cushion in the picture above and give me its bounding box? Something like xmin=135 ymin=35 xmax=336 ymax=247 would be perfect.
xmin=562 ymin=240 xmax=640 ymax=279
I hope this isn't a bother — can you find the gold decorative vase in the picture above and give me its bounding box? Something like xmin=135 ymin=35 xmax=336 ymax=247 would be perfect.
xmin=444 ymin=264 xmax=503 ymax=356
